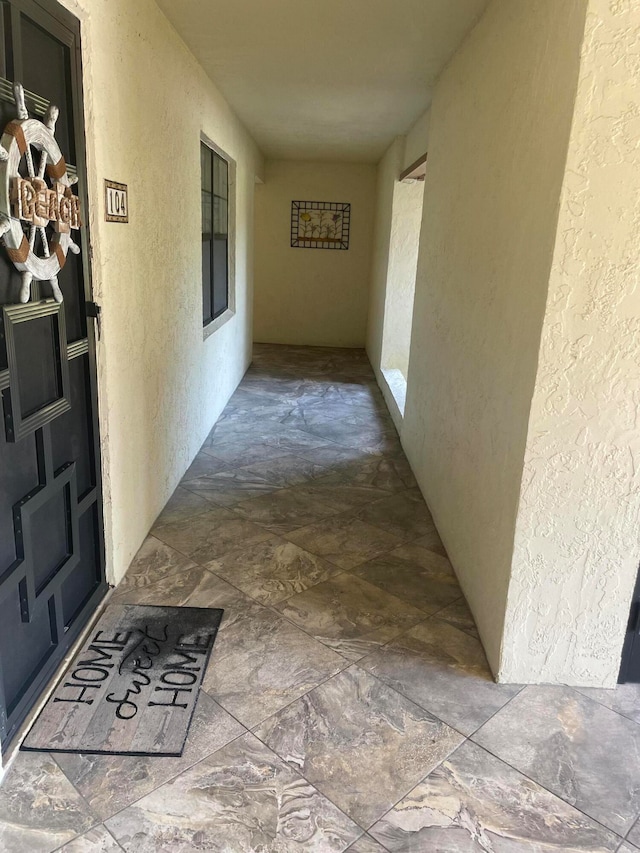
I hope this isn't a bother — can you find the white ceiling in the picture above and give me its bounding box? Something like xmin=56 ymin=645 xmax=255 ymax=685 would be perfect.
xmin=156 ymin=0 xmax=490 ymax=163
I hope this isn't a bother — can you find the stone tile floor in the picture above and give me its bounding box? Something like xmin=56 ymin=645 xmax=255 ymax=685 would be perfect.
xmin=2 ymin=344 xmax=640 ymax=851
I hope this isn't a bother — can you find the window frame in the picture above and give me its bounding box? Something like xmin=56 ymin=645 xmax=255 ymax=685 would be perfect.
xmin=200 ymin=133 xmax=236 ymax=338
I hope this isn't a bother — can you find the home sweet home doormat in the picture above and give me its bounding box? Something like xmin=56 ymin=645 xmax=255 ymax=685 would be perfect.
xmin=21 ymin=604 xmax=223 ymax=757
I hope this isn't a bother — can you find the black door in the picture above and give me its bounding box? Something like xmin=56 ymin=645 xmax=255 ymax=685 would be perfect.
xmin=0 ymin=0 xmax=107 ymax=748
xmin=619 ymin=568 xmax=640 ymax=683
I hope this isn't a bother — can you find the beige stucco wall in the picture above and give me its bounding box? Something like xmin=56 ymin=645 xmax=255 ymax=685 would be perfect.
xmin=366 ymin=138 xmax=405 ymax=373
xmin=365 ymin=137 xmax=413 ymax=423
xmin=380 ymin=180 xmax=423 ymax=378
xmin=400 ymin=0 xmax=588 ymax=672
xmin=367 ymin=112 xmax=428 ymax=387
xmin=58 ymin=0 xmax=264 ymax=584
xmin=500 ymin=0 xmax=640 ymax=687
xmin=253 ymin=160 xmax=375 ymax=347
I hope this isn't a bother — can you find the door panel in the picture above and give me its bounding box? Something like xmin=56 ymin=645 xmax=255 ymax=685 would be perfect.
xmin=619 ymin=568 xmax=640 ymax=683
xmin=0 ymin=0 xmax=106 ymax=748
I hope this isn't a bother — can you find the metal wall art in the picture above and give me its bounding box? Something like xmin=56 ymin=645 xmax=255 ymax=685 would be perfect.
xmin=291 ymin=200 xmax=350 ymax=250
xmin=0 ymin=82 xmax=82 ymax=303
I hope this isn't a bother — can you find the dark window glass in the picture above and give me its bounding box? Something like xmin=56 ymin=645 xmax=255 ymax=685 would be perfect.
xmin=201 ymin=142 xmax=229 ymax=325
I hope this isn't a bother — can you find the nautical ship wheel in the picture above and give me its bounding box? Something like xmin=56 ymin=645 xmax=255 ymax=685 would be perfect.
xmin=0 ymin=81 xmax=80 ymax=303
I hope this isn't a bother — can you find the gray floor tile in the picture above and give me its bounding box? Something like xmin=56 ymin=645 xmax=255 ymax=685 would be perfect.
xmin=110 ymin=562 xmax=250 ymax=608
xmin=352 ymin=542 xmax=462 ymax=614
xmin=117 ymin=535 xmax=197 ymax=591
xmin=359 ymin=618 xmax=520 ymax=735
xmin=181 ymin=465 xmax=280 ymax=506
xmin=205 ymin=418 xmax=289 ymax=446
xmin=279 ymin=403 xmax=381 ymax=433
xmin=179 ymin=450 xmax=228 ymax=481
xmin=354 ymin=489 xmax=438 ymax=542
xmin=202 ymin=440 xmax=292 ymax=467
xmin=105 ymin=732 xmax=362 ymax=852
xmin=205 ymin=534 xmax=339 ymax=605
xmin=262 ymin=428 xmax=340 ymax=455
xmin=576 ymin=683 xmax=640 ymax=726
xmin=369 ymin=740 xmax=620 ymax=852
xmin=218 ymin=390 xmax=298 ymax=423
xmin=319 ymin=455 xmax=417 ymax=492
xmin=345 ymin=835 xmax=388 ymax=852
xmin=434 ymin=597 xmax=480 ymax=639
xmin=293 ymin=477 xmax=394 ymax=512
xmin=619 ymin=843 xmax=640 ymax=853
xmin=151 ymin=485 xmax=211 ymax=528
xmin=55 ymin=692 xmax=244 ymax=820
xmin=294 ymin=445 xmax=381 ymax=468
xmin=275 ymin=572 xmax=426 ymax=661
xmin=57 ymin=826 xmax=123 ymax=852
xmin=255 ymin=665 xmax=464 ymax=829
xmin=202 ymin=604 xmax=346 ymax=727
xmin=195 ymin=456 xmax=333 ymax=503
xmin=232 ymin=487 xmax=339 ymax=534
xmin=152 ymin=505 xmax=272 ymax=564
xmin=412 ymin=527 xmax=447 ymax=556
xmin=296 ymin=419 xmax=396 ymax=449
xmin=242 ymin=453 xmax=330 ymax=487
xmin=0 ymin=752 xmax=97 ymax=853
xmin=285 ymin=515 xmax=404 ymax=570
xmin=472 ymin=685 xmax=640 ymax=835
xmin=629 ymin=818 xmax=640 ymax=847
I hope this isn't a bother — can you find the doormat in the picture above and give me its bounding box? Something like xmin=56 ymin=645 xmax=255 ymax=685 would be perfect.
xmin=21 ymin=604 xmax=223 ymax=757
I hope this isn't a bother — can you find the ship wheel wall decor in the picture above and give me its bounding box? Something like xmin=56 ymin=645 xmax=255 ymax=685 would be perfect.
xmin=0 ymin=81 xmax=82 ymax=304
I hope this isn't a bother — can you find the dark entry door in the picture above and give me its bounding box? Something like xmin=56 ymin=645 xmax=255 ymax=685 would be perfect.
xmin=0 ymin=0 xmax=107 ymax=748
xmin=619 ymin=568 xmax=640 ymax=683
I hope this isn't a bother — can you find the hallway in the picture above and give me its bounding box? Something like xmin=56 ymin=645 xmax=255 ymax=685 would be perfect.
xmin=1 ymin=345 xmax=640 ymax=851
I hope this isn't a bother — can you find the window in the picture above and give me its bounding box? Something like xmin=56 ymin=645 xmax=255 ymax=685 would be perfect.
xmin=201 ymin=141 xmax=229 ymax=325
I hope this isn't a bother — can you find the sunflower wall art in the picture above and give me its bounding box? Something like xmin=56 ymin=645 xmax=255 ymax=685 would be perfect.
xmin=290 ymin=200 xmax=351 ymax=249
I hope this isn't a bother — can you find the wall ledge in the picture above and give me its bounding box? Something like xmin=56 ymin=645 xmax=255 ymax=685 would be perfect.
xmin=375 ymin=365 xmax=405 ymax=431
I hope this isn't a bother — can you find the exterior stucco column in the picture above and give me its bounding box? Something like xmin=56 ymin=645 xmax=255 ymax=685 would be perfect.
xmin=500 ymin=0 xmax=640 ymax=686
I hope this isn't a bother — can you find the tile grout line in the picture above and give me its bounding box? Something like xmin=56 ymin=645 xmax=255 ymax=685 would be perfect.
xmin=121 ymin=511 xmax=454 ymax=625
xmin=366 ymin=734 xmax=629 ymax=849
xmin=465 ymin=683 xmax=640 ymax=839
xmin=568 ymin=685 xmax=640 ymax=730
xmin=247 ymin=659 xmax=465 ymax=837
xmin=465 ymin=733 xmax=631 ymax=843
xmin=128 ymin=490 xmax=469 ymax=696
xmin=151 ymin=480 xmax=424 ymax=580
xmin=53 ymin=726 xmax=252 ymax=844
xmin=50 ymin=820 xmax=126 ymax=853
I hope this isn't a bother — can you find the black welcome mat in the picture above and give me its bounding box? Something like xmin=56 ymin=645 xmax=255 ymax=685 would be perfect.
xmin=22 ymin=604 xmax=223 ymax=757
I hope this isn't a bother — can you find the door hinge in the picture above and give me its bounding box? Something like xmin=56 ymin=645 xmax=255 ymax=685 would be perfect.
xmin=85 ymin=301 xmax=102 ymax=340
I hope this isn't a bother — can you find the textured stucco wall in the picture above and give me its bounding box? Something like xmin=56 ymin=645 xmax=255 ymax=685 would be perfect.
xmin=58 ymin=0 xmax=264 ymax=584
xmin=253 ymin=160 xmax=375 ymax=347
xmin=401 ymin=0 xmax=588 ymax=672
xmin=380 ymin=180 xmax=424 ymax=378
xmin=366 ymin=137 xmax=405 ymax=372
xmin=366 ymin=117 xmax=428 ymax=420
xmin=365 ymin=136 xmax=415 ymax=423
xmin=500 ymin=0 xmax=640 ymax=686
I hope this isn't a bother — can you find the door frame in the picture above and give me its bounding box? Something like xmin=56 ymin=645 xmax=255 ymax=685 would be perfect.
xmin=0 ymin=0 xmax=108 ymax=752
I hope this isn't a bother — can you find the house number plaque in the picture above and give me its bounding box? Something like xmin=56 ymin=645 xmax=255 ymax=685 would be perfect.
xmin=104 ymin=179 xmax=128 ymax=223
